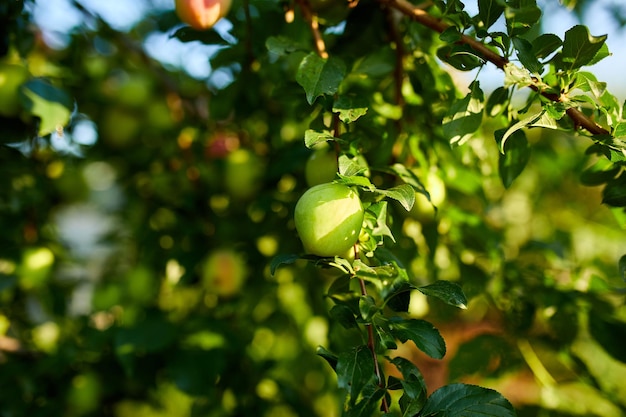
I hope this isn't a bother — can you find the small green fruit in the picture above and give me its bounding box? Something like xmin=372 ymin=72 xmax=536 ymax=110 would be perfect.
xmin=410 ymin=170 xmax=446 ymax=222
xmin=305 ymin=145 xmax=338 ymax=187
xmin=294 ymin=183 xmax=364 ymax=257
xmin=224 ymin=148 xmax=264 ymax=200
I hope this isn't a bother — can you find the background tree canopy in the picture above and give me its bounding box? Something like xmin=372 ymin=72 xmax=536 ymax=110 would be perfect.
xmin=1 ymin=0 xmax=625 ymax=416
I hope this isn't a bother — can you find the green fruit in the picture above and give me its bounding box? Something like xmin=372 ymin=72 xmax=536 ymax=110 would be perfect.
xmin=305 ymin=145 xmax=338 ymax=187
xmin=410 ymin=170 xmax=446 ymax=222
xmin=224 ymin=148 xmax=265 ymax=200
xmin=294 ymin=183 xmax=364 ymax=257
xmin=175 ymin=0 xmax=232 ymax=30
xmin=0 ymin=63 xmax=29 ymax=116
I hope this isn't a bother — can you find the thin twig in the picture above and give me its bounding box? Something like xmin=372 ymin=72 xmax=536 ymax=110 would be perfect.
xmin=294 ymin=0 xmax=329 ymax=59
xmin=357 ymin=277 xmax=390 ymax=413
xmin=383 ymin=0 xmax=610 ymax=136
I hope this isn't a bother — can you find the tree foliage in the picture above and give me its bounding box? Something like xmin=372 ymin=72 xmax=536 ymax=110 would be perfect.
xmin=1 ymin=0 xmax=626 ymax=416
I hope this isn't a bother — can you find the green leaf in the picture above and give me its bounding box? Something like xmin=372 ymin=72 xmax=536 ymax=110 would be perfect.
xmin=304 ymin=129 xmax=335 ymax=148
xmin=418 ymin=280 xmax=468 ymax=309
xmin=478 ymin=0 xmax=505 ymax=30
xmin=317 ymin=346 xmax=339 ymax=370
xmin=296 ymin=53 xmax=346 ymax=104
xmin=497 ymin=128 xmax=531 ymax=188
xmin=580 ymin=158 xmax=619 ymax=186
xmin=443 ymin=81 xmax=484 ymax=145
xmin=269 ymin=253 xmax=300 ymax=275
xmin=532 ymin=33 xmax=562 ymax=59
xmin=20 ymin=78 xmax=72 ymax=136
xmin=388 ymin=317 xmax=446 ymax=359
xmin=498 ymin=110 xmax=544 ymax=152
xmin=512 ymin=37 xmax=542 ymax=74
xmin=265 ymin=36 xmax=306 ymax=56
xmin=486 ymin=86 xmax=509 ymax=117
xmin=338 ymin=154 xmax=369 ymax=176
xmin=333 ymin=95 xmax=368 ymax=124
xmin=417 ymin=383 xmax=516 ymax=416
xmin=336 ymin=173 xmax=375 ymax=190
xmin=376 ymin=184 xmax=416 ymax=211
xmin=352 ymin=47 xmax=396 ymax=78
xmin=359 ymin=295 xmax=378 ymax=321
xmin=505 ymin=3 xmax=542 ymax=36
xmin=336 ymin=345 xmax=376 ymax=405
xmin=391 ymin=356 xmax=428 ymax=415
xmin=168 ymin=349 xmax=225 ymax=396
xmin=602 ymin=174 xmax=626 ymax=207
xmin=437 ymin=44 xmax=484 ymax=71
xmin=330 ymin=304 xmax=359 ymax=329
xmin=171 ymin=26 xmax=228 ymax=44
xmin=560 ymin=25 xmax=607 ymax=70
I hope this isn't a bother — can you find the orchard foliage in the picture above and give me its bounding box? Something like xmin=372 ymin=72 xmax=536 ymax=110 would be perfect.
xmin=1 ymin=0 xmax=626 ymax=416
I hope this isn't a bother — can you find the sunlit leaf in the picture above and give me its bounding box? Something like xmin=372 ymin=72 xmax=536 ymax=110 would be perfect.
xmin=418 ymin=280 xmax=468 ymax=309
xmin=296 ymin=53 xmax=346 ymax=104
xmin=560 ymin=25 xmax=607 ymax=70
xmin=388 ymin=317 xmax=446 ymax=359
xmin=417 ymin=383 xmax=516 ymax=416
xmin=20 ymin=79 xmax=72 ymax=136
xmin=443 ymin=81 xmax=484 ymax=145
xmin=333 ymin=95 xmax=368 ymax=124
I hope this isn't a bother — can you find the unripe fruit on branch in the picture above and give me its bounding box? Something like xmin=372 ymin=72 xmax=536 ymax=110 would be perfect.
xmin=175 ymin=0 xmax=231 ymax=30
xmin=305 ymin=144 xmax=338 ymax=187
xmin=294 ymin=183 xmax=364 ymax=257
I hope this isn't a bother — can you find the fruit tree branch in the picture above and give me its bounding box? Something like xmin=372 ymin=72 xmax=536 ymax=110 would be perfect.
xmin=382 ymin=0 xmax=610 ymax=136
xmin=295 ymin=0 xmax=329 ymax=59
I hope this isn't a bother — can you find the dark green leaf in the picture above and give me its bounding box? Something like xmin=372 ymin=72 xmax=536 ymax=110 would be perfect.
xmin=359 ymin=295 xmax=378 ymax=321
xmin=391 ymin=356 xmax=428 ymax=415
xmin=580 ymin=158 xmax=619 ymax=186
xmin=561 ymin=25 xmax=607 ymax=70
xmin=602 ymin=174 xmax=626 ymax=207
xmin=486 ymin=86 xmax=509 ymax=117
xmin=171 ymin=26 xmax=228 ymax=44
xmin=437 ymin=44 xmax=484 ymax=71
xmin=296 ymin=53 xmax=346 ymax=104
xmin=505 ymin=3 xmax=542 ymax=36
xmin=337 ymin=345 xmax=376 ymax=404
xmin=270 ymin=253 xmax=300 ymax=275
xmin=388 ymin=317 xmax=446 ymax=359
xmin=478 ymin=0 xmax=505 ymax=30
xmin=168 ymin=349 xmax=225 ymax=396
xmin=532 ymin=33 xmax=562 ymax=59
xmin=439 ymin=26 xmax=462 ymax=43
xmin=317 ymin=346 xmax=339 ymax=370
xmin=330 ymin=304 xmax=359 ymax=329
xmin=443 ymin=81 xmax=484 ymax=145
xmin=20 ymin=78 xmax=72 ymax=136
xmin=418 ymin=280 xmax=468 ymax=309
xmin=266 ymin=36 xmax=306 ymax=56
xmin=333 ymin=95 xmax=368 ymax=124
xmin=497 ymin=128 xmax=531 ymax=188
xmin=512 ymin=37 xmax=543 ymax=73
xmin=352 ymin=47 xmax=396 ymax=78
xmin=417 ymin=383 xmax=516 ymax=416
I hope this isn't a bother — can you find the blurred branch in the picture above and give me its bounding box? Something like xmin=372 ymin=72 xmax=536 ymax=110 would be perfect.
xmin=294 ymin=0 xmax=329 ymax=59
xmin=382 ymin=0 xmax=611 ymax=136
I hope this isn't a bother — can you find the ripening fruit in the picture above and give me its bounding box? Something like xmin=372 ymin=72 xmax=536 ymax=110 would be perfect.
xmin=0 ymin=63 xmax=29 ymax=116
xmin=305 ymin=144 xmax=338 ymax=187
xmin=294 ymin=183 xmax=364 ymax=257
xmin=202 ymin=249 xmax=247 ymax=297
xmin=175 ymin=0 xmax=232 ymax=30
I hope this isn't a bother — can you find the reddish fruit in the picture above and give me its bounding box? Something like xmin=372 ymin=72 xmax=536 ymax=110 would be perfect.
xmin=175 ymin=0 xmax=231 ymax=30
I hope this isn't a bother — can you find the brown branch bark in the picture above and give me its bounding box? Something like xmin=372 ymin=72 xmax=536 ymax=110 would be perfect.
xmin=383 ymin=0 xmax=610 ymax=136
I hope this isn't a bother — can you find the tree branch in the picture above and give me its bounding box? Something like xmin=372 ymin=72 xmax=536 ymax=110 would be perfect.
xmin=383 ymin=0 xmax=610 ymax=136
xmin=295 ymin=0 xmax=329 ymax=59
